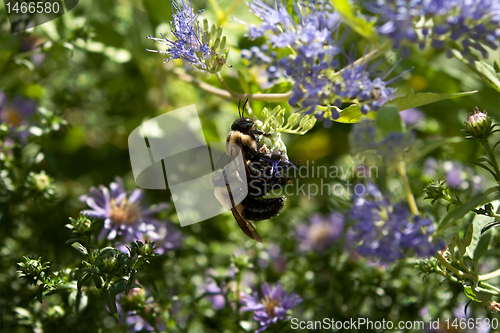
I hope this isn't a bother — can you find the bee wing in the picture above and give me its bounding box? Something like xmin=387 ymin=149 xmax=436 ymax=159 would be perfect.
xmin=231 ymin=207 xmax=263 ymax=243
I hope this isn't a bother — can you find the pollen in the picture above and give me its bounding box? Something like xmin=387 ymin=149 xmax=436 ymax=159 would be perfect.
xmin=109 ymin=198 xmax=141 ymax=225
xmin=262 ymin=294 xmax=281 ymax=317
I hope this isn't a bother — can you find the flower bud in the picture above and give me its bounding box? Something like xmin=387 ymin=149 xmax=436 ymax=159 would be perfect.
xmin=464 ymin=107 xmax=495 ymax=140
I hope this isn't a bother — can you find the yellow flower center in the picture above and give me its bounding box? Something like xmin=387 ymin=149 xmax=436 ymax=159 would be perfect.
xmin=4 ymin=108 xmax=22 ymax=127
xmin=262 ymin=295 xmax=281 ymax=317
xmin=308 ymin=222 xmax=331 ymax=244
xmin=109 ymin=198 xmax=141 ymax=225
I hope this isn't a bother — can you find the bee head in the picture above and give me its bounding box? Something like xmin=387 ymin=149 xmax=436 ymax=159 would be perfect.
xmin=231 ymin=117 xmax=255 ymax=132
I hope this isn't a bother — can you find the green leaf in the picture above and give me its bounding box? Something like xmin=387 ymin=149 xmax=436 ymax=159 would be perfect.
xmin=92 ymin=274 xmax=103 ymax=289
xmin=36 ymin=284 xmax=45 ymax=303
xmin=335 ymin=90 xmax=476 ymax=124
xmin=466 ymin=203 xmax=498 ymax=259
xmin=104 ymin=285 xmax=118 ymax=319
xmin=376 ymin=104 xmax=403 ymax=134
xmin=390 ymin=89 xmax=478 ymax=112
xmin=464 ymin=285 xmax=493 ymax=303
xmin=331 ymin=0 xmax=376 ymax=43
xmin=71 ymin=242 xmax=88 ymax=255
xmin=451 ymin=49 xmax=500 ymax=92
xmin=77 ymin=272 xmax=91 ymax=291
xmin=335 ymin=104 xmax=376 ymax=124
xmin=473 ymin=230 xmax=492 ymax=264
xmin=438 ymin=187 xmax=498 ymax=232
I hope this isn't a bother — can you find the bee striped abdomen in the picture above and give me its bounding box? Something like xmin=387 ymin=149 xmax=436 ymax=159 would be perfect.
xmin=242 ymin=196 xmax=286 ymax=221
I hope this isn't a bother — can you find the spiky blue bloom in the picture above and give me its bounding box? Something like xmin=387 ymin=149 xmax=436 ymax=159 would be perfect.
xmin=240 ymin=282 xmax=302 ymax=332
xmin=368 ymin=0 xmax=500 ymax=58
xmin=349 ymin=183 xmax=439 ymax=263
xmin=239 ymin=1 xmax=407 ymax=118
xmin=238 ymin=1 xmax=343 ymax=114
xmin=146 ymin=0 xmax=212 ymax=67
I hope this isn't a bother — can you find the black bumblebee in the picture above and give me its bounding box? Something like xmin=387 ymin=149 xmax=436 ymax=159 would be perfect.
xmin=212 ymin=100 xmax=295 ymax=242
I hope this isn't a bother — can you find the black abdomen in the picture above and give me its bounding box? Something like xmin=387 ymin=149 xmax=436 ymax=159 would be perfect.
xmin=242 ymin=196 xmax=286 ymax=221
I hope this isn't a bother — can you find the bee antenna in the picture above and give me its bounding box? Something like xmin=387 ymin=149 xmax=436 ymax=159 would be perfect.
xmin=242 ymin=98 xmax=249 ymax=117
xmin=238 ymin=99 xmax=242 ymax=117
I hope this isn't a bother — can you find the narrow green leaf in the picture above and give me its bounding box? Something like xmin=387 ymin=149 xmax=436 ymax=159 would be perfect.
xmin=391 ymin=89 xmax=478 ymax=112
xmin=71 ymin=242 xmax=88 ymax=255
xmin=466 ymin=207 xmax=497 ymax=259
xmin=36 ymin=284 xmax=45 ymax=303
xmin=438 ymin=187 xmax=498 ymax=232
xmin=473 ymin=230 xmax=492 ymax=264
xmin=464 ymin=285 xmax=492 ymax=303
xmin=77 ymin=272 xmax=91 ymax=291
xmin=92 ymin=274 xmax=103 ymax=289
xmin=104 ymin=285 xmax=118 ymax=319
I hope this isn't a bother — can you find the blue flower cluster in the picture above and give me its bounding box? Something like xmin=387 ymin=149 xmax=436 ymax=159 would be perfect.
xmin=147 ymin=0 xmax=212 ymax=68
xmin=349 ymin=183 xmax=439 ymax=263
xmin=349 ymin=120 xmax=415 ymax=160
xmin=238 ymin=1 xmax=406 ymax=118
xmin=241 ymin=45 xmax=284 ymax=87
xmin=368 ymin=0 xmax=500 ymax=58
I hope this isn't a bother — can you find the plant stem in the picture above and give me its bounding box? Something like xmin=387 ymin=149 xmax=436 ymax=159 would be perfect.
xmin=479 ymin=268 xmax=500 ymax=281
xmin=435 ymin=252 xmax=477 ymax=280
xmin=173 ymin=67 xmax=292 ymax=102
xmin=397 ymin=161 xmax=419 ymax=215
xmin=481 ymin=139 xmax=500 ymax=182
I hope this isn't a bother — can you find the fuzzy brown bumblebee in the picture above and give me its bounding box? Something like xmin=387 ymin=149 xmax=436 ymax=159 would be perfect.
xmin=212 ymin=100 xmax=295 ymax=242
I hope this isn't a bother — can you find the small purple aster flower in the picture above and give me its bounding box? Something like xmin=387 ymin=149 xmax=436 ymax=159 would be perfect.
xmin=240 ymin=282 xmax=302 ymax=332
xmin=0 ymin=92 xmax=37 ymax=141
xmin=295 ymin=213 xmax=344 ymax=253
xmin=349 ymin=183 xmax=440 ymax=263
xmin=80 ymin=176 xmax=174 ymax=251
xmin=147 ymin=0 xmax=213 ymax=68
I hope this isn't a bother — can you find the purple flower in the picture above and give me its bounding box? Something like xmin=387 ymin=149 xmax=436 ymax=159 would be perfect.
xmin=80 ymin=176 xmax=177 ymax=252
xmin=204 ymin=280 xmax=226 ymax=310
xmin=295 ymin=213 xmax=344 ymax=253
xmin=350 ymin=120 xmax=414 ymax=161
xmin=349 ymin=183 xmax=440 ymax=263
xmin=238 ymin=1 xmax=344 ymax=115
xmin=147 ymin=0 xmax=212 ymax=68
xmin=423 ymin=158 xmax=484 ymax=193
xmin=240 ymin=282 xmax=302 ymax=332
xmin=368 ymin=0 xmax=500 ymax=58
xmin=0 ymin=92 xmax=37 ymax=141
xmin=400 ymin=108 xmax=424 ymax=126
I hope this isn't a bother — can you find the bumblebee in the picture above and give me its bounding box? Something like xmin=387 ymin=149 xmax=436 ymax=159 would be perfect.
xmin=226 ymin=99 xmax=269 ymax=163
xmin=212 ymin=100 xmax=295 ymax=242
